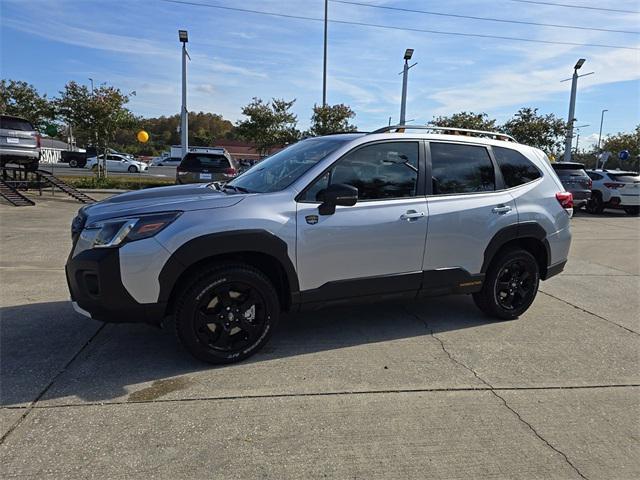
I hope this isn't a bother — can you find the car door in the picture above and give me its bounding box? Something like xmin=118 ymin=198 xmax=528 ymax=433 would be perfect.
xmin=106 ymin=155 xmax=124 ymax=172
xmin=424 ymin=141 xmax=517 ymax=276
xmin=296 ymin=140 xmax=428 ymax=299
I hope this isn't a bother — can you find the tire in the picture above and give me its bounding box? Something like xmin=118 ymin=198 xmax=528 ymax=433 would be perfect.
xmin=128 ymin=165 xmax=138 ymax=173
xmin=175 ymin=264 xmax=280 ymax=364
xmin=624 ymin=206 xmax=640 ymax=216
xmin=69 ymin=159 xmax=78 ymax=168
xmin=24 ymin=160 xmax=39 ymax=172
xmin=472 ymin=248 xmax=540 ymax=320
xmin=586 ymin=192 xmax=604 ymax=214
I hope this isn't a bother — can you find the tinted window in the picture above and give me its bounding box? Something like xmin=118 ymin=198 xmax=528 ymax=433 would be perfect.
xmin=493 ymin=146 xmax=541 ymax=187
xmin=607 ymin=173 xmax=640 ymax=183
xmin=181 ymin=154 xmax=230 ymax=169
xmin=430 ymin=143 xmax=494 ymax=194
xmin=586 ymin=171 xmax=603 ymax=181
xmin=0 ymin=117 xmax=34 ymax=131
xmin=304 ymin=142 xmax=419 ymax=201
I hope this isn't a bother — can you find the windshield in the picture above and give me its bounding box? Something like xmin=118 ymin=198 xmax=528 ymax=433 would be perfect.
xmin=227 ymin=136 xmax=354 ymax=193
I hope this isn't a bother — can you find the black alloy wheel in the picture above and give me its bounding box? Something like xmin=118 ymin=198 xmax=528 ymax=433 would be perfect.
xmin=473 ymin=248 xmax=540 ymax=320
xmin=586 ymin=192 xmax=604 ymax=214
xmin=175 ymin=264 xmax=279 ymax=364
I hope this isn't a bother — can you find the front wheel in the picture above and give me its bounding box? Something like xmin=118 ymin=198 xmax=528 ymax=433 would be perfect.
xmin=473 ymin=248 xmax=540 ymax=320
xmin=175 ymin=264 xmax=280 ymax=364
xmin=69 ymin=159 xmax=78 ymax=168
xmin=128 ymin=165 xmax=138 ymax=173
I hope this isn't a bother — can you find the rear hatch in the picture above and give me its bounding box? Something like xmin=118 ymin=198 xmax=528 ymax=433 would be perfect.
xmin=177 ymin=152 xmax=236 ymax=183
xmin=607 ymin=172 xmax=640 ymax=204
xmin=552 ymin=163 xmax=591 ymax=192
xmin=0 ymin=116 xmax=38 ymax=151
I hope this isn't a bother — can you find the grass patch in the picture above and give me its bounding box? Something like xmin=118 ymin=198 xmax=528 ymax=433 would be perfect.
xmin=57 ymin=175 xmax=174 ymax=190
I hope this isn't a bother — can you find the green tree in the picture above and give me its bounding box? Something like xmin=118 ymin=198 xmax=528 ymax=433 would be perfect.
xmin=56 ymin=81 xmax=137 ymax=177
xmin=601 ymin=125 xmax=640 ymax=170
xmin=501 ymin=107 xmax=566 ymax=155
xmin=235 ymin=97 xmax=300 ymax=155
xmin=431 ymin=111 xmax=497 ymax=131
xmin=0 ymin=79 xmax=56 ymax=131
xmin=307 ymin=103 xmax=357 ymax=136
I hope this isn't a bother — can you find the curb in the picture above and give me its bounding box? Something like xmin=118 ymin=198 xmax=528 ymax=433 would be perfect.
xmin=77 ymin=189 xmax=130 ymax=194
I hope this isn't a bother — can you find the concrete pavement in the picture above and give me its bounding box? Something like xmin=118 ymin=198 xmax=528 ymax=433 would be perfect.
xmin=1 ymin=194 xmax=638 ymax=479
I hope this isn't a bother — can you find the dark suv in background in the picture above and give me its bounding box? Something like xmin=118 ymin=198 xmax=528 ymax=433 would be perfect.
xmin=0 ymin=115 xmax=40 ymax=171
xmin=551 ymin=162 xmax=591 ymax=209
xmin=176 ymin=148 xmax=238 ymax=184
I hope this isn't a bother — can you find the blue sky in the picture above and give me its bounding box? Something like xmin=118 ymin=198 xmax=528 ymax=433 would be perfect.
xmin=1 ymin=0 xmax=639 ymax=147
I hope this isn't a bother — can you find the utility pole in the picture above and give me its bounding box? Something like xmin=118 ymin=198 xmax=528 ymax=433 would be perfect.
xmin=179 ymin=30 xmax=190 ymax=159
xmin=399 ymin=49 xmax=416 ymax=125
xmin=562 ymin=58 xmax=593 ymax=162
xmin=597 ymin=109 xmax=608 ymax=151
xmin=322 ymin=0 xmax=328 ymax=107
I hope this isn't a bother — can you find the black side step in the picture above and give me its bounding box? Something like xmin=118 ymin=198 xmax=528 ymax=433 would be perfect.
xmin=36 ymin=169 xmax=95 ymax=204
xmin=0 ymin=179 xmax=35 ymax=206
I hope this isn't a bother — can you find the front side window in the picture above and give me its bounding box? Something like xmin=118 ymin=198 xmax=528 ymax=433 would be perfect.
xmin=494 ymin=146 xmax=541 ymax=187
xmin=430 ymin=143 xmax=495 ymax=194
xmin=302 ymin=142 xmax=419 ymax=201
xmin=227 ymin=136 xmax=354 ymax=193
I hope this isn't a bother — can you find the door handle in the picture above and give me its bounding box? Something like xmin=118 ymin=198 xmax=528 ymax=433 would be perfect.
xmin=400 ymin=210 xmax=425 ymax=221
xmin=492 ymin=205 xmax=512 ymax=214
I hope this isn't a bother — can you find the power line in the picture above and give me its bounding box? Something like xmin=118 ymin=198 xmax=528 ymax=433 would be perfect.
xmin=161 ymin=0 xmax=639 ymax=51
xmin=330 ymin=0 xmax=639 ymax=35
xmin=509 ymin=0 xmax=640 ymax=14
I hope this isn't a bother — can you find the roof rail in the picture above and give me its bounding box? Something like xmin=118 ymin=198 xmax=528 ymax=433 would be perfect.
xmin=370 ymin=125 xmax=518 ymax=143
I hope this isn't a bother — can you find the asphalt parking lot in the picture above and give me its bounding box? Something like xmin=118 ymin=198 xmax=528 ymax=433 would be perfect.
xmin=39 ymin=162 xmax=177 ymax=178
xmin=1 ymin=194 xmax=638 ymax=479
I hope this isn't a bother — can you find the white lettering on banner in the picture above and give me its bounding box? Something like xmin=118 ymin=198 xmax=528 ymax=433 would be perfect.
xmin=40 ymin=148 xmax=62 ymax=164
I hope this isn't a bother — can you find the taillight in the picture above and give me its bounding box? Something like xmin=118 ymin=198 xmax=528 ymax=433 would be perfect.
xmin=35 ymin=134 xmax=41 ymax=148
xmin=556 ymin=191 xmax=573 ymax=213
xmin=604 ymin=182 xmax=624 ymax=189
xmin=587 ymin=179 xmax=592 ymax=189
xmin=176 ymin=166 xmax=188 ymax=176
xmin=223 ymin=167 xmax=237 ymax=178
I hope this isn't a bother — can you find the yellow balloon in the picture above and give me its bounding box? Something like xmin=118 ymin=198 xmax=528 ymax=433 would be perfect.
xmin=137 ymin=130 xmax=149 ymax=143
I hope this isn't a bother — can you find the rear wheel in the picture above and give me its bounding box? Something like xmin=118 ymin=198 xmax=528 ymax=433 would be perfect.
xmin=25 ymin=160 xmax=39 ymax=172
xmin=624 ymin=206 xmax=639 ymax=216
xmin=473 ymin=248 xmax=540 ymax=320
xmin=586 ymin=192 xmax=604 ymax=214
xmin=69 ymin=159 xmax=78 ymax=168
xmin=175 ymin=264 xmax=279 ymax=364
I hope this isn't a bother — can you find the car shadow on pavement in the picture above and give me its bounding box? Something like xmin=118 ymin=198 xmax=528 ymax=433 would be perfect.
xmin=0 ymin=295 xmax=490 ymax=406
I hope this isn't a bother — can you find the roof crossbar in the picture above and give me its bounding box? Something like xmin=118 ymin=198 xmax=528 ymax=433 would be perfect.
xmin=370 ymin=125 xmax=518 ymax=142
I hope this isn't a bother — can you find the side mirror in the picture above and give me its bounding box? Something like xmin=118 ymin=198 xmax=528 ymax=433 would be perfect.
xmin=317 ymin=183 xmax=358 ymax=215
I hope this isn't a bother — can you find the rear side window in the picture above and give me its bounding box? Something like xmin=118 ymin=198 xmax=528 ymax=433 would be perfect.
xmin=0 ymin=117 xmax=34 ymax=131
xmin=607 ymin=173 xmax=640 ymax=183
xmin=430 ymin=143 xmax=495 ymax=194
xmin=493 ymin=147 xmax=541 ymax=187
xmin=587 ymin=172 xmax=603 ymax=181
xmin=181 ymin=154 xmax=230 ymax=169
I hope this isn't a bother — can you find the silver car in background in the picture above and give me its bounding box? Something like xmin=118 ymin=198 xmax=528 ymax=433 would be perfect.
xmin=0 ymin=115 xmax=40 ymax=171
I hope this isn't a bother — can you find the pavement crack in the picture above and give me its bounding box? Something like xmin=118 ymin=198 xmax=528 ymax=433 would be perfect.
xmin=405 ymin=307 xmax=590 ymax=480
xmin=539 ymin=290 xmax=639 ymax=336
xmin=0 ymin=323 xmax=106 ymax=445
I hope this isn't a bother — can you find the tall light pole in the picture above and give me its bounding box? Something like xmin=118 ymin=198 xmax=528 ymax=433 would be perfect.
xmin=88 ymin=78 xmax=94 ymax=94
xmin=597 ymin=109 xmax=608 ymax=151
xmin=399 ymin=48 xmax=416 ymax=126
xmin=179 ymin=30 xmax=190 ymax=159
xmin=562 ymin=58 xmax=593 ymax=162
xmin=322 ymin=0 xmax=328 ymax=107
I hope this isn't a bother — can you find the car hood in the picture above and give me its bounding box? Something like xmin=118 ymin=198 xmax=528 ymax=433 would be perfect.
xmin=80 ymin=183 xmax=245 ymax=222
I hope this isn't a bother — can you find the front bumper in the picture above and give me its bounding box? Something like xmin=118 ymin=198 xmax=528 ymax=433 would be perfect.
xmin=66 ymin=247 xmax=165 ymax=324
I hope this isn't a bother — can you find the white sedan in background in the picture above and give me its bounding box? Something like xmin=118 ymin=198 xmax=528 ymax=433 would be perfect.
xmin=86 ymin=154 xmax=148 ymax=173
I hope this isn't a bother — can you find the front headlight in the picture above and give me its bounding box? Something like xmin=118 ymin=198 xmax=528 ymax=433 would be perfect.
xmin=83 ymin=211 xmax=181 ymax=248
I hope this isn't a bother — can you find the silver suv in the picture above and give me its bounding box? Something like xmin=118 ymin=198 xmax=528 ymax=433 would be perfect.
xmin=66 ymin=126 xmax=573 ymax=364
xmin=0 ymin=115 xmax=40 ymax=171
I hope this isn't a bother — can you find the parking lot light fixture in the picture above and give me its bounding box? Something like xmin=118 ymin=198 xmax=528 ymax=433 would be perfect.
xmin=562 ymin=58 xmax=594 ymax=162
xmin=575 ymin=58 xmax=585 ymax=70
xmin=179 ymin=30 xmax=188 ymax=43
xmin=179 ymin=30 xmax=189 ymax=159
xmin=404 ymin=48 xmax=414 ymax=61
xmin=399 ymin=49 xmax=416 ymax=125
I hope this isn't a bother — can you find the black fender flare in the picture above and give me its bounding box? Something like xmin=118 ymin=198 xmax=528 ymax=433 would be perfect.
xmin=158 ymin=229 xmax=300 ymax=304
xmin=481 ymin=222 xmax=551 ymax=273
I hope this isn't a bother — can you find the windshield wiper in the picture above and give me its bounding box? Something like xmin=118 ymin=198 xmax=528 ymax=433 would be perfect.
xmin=223 ymin=184 xmax=252 ymax=194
